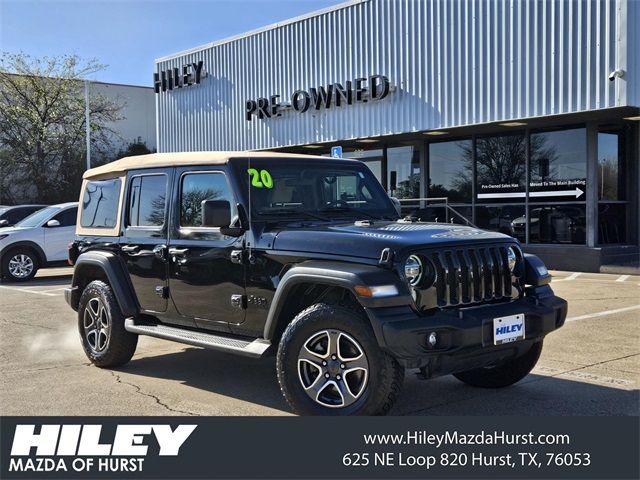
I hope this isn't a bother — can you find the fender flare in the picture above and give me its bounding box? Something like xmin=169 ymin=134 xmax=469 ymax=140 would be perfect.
xmin=69 ymin=251 xmax=138 ymax=316
xmin=0 ymin=241 xmax=47 ymax=266
xmin=263 ymin=260 xmax=412 ymax=342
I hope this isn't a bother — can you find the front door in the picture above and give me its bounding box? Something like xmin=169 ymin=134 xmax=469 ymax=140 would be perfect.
xmin=120 ymin=169 xmax=171 ymax=314
xmin=43 ymin=206 xmax=78 ymax=261
xmin=167 ymin=168 xmax=245 ymax=331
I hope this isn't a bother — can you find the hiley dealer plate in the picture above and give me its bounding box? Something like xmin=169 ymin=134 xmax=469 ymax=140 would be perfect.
xmin=493 ymin=314 xmax=525 ymax=345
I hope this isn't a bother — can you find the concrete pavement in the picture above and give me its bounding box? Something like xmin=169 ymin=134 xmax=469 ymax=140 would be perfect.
xmin=1 ymin=268 xmax=638 ymax=416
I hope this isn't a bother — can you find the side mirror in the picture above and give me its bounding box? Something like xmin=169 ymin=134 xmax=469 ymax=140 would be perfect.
xmin=201 ymin=200 xmax=231 ymax=228
xmin=46 ymin=219 xmax=61 ymax=228
xmin=0 ymin=219 xmax=8 ymax=227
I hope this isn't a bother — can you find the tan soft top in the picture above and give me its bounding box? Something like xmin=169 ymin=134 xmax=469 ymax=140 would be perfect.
xmin=83 ymin=150 xmax=342 ymax=180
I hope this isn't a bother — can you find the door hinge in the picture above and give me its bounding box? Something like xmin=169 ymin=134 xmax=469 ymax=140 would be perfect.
xmin=230 ymin=294 xmax=247 ymax=309
xmin=155 ymin=286 xmax=168 ymax=299
xmin=230 ymin=250 xmax=243 ymax=264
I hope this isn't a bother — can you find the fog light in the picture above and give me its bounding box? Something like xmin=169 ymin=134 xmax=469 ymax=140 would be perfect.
xmin=427 ymin=332 xmax=437 ymax=348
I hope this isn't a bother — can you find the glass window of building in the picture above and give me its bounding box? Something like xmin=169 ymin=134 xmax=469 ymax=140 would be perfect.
xmin=428 ymin=139 xmax=472 ymax=203
xmin=530 ymin=128 xmax=587 ymax=202
xmin=599 ymin=203 xmax=626 ymax=244
xmin=475 ymin=133 xmax=526 ymax=203
xmin=528 ymin=205 xmax=586 ymax=244
xmin=475 ymin=205 xmax=526 ymax=242
xmin=342 ymin=149 xmax=384 ymax=187
xmin=598 ymin=130 xmax=627 ymax=244
xmin=598 ymin=131 xmax=626 ymax=201
xmin=387 ymin=146 xmax=420 ymax=200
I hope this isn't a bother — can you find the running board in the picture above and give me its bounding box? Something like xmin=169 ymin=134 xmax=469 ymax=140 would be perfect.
xmin=124 ymin=318 xmax=271 ymax=358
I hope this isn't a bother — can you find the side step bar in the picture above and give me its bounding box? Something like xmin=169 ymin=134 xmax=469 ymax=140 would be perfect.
xmin=124 ymin=318 xmax=271 ymax=358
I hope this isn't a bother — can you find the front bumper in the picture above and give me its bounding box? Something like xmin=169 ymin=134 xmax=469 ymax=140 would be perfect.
xmin=64 ymin=286 xmax=79 ymax=311
xmin=365 ymin=285 xmax=567 ymax=373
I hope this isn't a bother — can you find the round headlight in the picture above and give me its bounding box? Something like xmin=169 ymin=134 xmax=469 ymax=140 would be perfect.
xmin=404 ymin=255 xmax=423 ymax=286
xmin=507 ymin=246 xmax=518 ymax=272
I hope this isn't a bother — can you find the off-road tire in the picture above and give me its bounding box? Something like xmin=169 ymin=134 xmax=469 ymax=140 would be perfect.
xmin=1 ymin=248 xmax=39 ymax=282
xmin=78 ymin=280 xmax=138 ymax=367
xmin=277 ymin=302 xmax=404 ymax=415
xmin=453 ymin=341 xmax=543 ymax=388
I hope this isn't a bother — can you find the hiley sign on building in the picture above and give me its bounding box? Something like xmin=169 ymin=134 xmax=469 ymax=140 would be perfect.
xmin=154 ymin=63 xmax=391 ymax=121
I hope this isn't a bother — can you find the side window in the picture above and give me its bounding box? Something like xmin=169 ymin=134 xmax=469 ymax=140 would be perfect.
xmin=52 ymin=207 xmax=78 ymax=227
xmin=180 ymin=172 xmax=234 ymax=228
xmin=128 ymin=174 xmax=167 ymax=227
xmin=81 ymin=178 xmax=121 ymax=228
xmin=7 ymin=209 xmax=24 ymax=224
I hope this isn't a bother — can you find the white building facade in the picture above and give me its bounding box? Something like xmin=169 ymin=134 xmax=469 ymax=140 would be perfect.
xmin=153 ymin=0 xmax=640 ymax=271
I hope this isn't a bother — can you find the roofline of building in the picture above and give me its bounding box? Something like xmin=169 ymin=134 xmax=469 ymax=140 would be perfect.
xmin=88 ymin=80 xmax=153 ymax=90
xmin=4 ymin=72 xmax=153 ymax=90
xmin=154 ymin=0 xmax=367 ymax=63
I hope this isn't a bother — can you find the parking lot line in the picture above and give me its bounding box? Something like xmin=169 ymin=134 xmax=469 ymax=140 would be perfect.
xmin=0 ymin=285 xmax=59 ymax=297
xmin=616 ymin=275 xmax=631 ymax=282
xmin=566 ymin=304 xmax=640 ymax=322
xmin=555 ymin=272 xmax=582 ymax=282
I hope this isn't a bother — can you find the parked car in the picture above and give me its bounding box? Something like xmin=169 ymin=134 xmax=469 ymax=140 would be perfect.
xmin=0 ymin=202 xmax=78 ymax=281
xmin=0 ymin=204 xmax=47 ymax=228
xmin=65 ymin=152 xmax=566 ymax=415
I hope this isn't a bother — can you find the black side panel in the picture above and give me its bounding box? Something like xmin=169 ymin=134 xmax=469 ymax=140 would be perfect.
xmin=71 ymin=251 xmax=139 ymax=317
xmin=262 ymin=260 xmax=412 ymax=342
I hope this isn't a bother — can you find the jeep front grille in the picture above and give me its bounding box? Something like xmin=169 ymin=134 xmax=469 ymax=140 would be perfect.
xmin=427 ymin=245 xmax=516 ymax=307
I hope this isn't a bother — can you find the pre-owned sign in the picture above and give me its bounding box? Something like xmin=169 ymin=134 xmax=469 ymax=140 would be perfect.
xmin=245 ymin=74 xmax=391 ymax=121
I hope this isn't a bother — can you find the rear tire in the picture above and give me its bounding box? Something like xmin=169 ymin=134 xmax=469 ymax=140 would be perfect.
xmin=277 ymin=302 xmax=404 ymax=415
xmin=78 ymin=280 xmax=138 ymax=368
xmin=1 ymin=248 xmax=39 ymax=281
xmin=453 ymin=341 xmax=543 ymax=388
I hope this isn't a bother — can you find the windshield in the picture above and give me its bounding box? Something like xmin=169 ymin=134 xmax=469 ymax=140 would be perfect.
xmin=0 ymin=207 xmax=8 ymax=216
xmin=235 ymin=158 xmax=398 ymax=221
xmin=15 ymin=206 xmax=59 ymax=228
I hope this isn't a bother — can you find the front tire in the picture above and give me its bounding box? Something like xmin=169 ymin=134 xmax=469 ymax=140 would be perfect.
xmin=78 ymin=280 xmax=138 ymax=367
xmin=453 ymin=341 xmax=543 ymax=388
xmin=1 ymin=248 xmax=39 ymax=281
xmin=277 ymin=302 xmax=404 ymax=415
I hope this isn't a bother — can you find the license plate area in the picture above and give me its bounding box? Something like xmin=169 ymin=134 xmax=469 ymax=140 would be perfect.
xmin=493 ymin=314 xmax=525 ymax=345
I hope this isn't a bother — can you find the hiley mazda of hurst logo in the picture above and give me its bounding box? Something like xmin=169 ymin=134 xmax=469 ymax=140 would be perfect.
xmin=8 ymin=424 xmax=197 ymax=473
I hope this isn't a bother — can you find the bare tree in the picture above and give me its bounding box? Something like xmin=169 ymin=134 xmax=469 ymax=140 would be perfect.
xmin=0 ymin=52 xmax=124 ymax=204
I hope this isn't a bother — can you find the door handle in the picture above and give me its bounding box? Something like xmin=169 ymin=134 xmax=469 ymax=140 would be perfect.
xmin=153 ymin=245 xmax=167 ymax=260
xmin=168 ymin=247 xmax=189 ymax=256
xmin=121 ymin=245 xmax=139 ymax=253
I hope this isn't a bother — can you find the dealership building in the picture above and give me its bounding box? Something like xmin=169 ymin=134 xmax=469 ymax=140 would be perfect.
xmin=154 ymin=0 xmax=639 ymax=272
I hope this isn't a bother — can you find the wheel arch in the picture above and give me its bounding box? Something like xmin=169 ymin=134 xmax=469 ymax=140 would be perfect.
xmin=263 ymin=260 xmax=412 ymax=345
xmin=69 ymin=251 xmax=138 ymax=316
xmin=0 ymin=241 xmax=46 ymax=266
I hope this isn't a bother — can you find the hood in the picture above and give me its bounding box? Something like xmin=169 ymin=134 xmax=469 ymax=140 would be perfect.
xmin=270 ymin=221 xmax=514 ymax=259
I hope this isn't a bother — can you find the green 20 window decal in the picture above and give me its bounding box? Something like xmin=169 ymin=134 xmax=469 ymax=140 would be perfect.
xmin=247 ymin=168 xmax=274 ymax=188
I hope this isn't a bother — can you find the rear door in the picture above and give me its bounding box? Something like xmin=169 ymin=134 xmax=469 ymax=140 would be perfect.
xmin=120 ymin=169 xmax=172 ymax=314
xmin=43 ymin=206 xmax=78 ymax=261
xmin=167 ymin=167 xmax=246 ymax=331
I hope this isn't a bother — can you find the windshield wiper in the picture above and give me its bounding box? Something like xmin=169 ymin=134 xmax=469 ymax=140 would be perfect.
xmin=258 ymin=208 xmax=330 ymax=222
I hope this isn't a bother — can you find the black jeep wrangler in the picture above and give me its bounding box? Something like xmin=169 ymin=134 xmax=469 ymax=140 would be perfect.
xmin=65 ymin=152 xmax=567 ymax=415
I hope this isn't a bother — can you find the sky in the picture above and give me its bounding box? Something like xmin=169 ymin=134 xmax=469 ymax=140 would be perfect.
xmin=0 ymin=0 xmax=340 ymax=86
